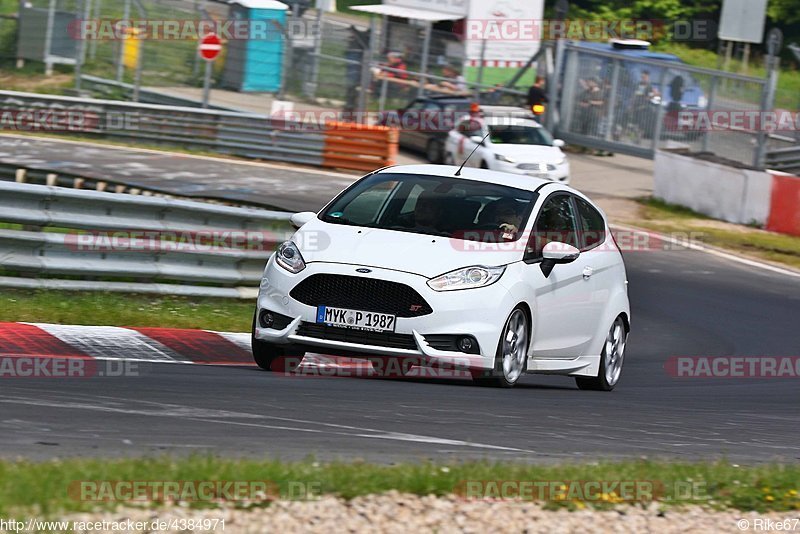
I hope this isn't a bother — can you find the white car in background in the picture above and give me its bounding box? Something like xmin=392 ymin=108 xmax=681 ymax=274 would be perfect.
xmin=445 ymin=113 xmax=571 ymax=184
xmin=252 ymin=164 xmax=630 ymax=389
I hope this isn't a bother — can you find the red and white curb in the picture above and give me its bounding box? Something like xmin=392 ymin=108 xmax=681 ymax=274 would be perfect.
xmin=0 ymin=322 xmax=365 ymax=370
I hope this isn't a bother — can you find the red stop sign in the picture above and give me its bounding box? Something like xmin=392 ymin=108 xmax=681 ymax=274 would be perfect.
xmin=198 ymin=33 xmax=222 ymax=61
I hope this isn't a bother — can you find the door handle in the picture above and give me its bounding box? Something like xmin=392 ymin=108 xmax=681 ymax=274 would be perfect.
xmin=583 ymin=266 xmax=594 ymax=279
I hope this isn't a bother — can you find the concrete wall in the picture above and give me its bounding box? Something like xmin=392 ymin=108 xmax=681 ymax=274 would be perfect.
xmin=654 ymin=150 xmax=773 ymax=226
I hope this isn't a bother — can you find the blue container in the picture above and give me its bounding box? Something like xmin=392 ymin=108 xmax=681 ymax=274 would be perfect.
xmin=223 ymin=0 xmax=288 ymax=93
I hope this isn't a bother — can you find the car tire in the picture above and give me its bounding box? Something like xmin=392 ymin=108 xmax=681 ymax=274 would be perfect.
xmin=480 ymin=160 xmax=489 ymax=169
xmin=472 ymin=306 xmax=529 ymax=388
xmin=426 ymin=139 xmax=444 ymax=163
xmin=575 ymin=316 xmax=627 ymax=391
xmin=251 ymin=312 xmax=303 ymax=373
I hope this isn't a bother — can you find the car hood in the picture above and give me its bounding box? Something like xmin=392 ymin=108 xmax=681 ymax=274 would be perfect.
xmin=491 ymin=144 xmax=565 ymax=164
xmin=294 ymin=219 xmax=524 ymax=278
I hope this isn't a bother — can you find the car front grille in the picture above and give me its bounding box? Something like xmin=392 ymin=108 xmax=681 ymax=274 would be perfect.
xmin=290 ymin=274 xmax=433 ymax=318
xmin=295 ymin=322 xmax=418 ymax=351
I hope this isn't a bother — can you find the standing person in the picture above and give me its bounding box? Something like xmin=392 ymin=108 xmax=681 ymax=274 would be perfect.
xmin=526 ymin=76 xmax=549 ymax=108
xmin=384 ymin=51 xmax=408 ymax=80
xmin=439 ymin=64 xmax=467 ymax=92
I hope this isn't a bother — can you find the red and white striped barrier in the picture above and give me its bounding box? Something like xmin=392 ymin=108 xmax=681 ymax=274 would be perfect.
xmin=0 ymin=323 xmax=375 ymax=375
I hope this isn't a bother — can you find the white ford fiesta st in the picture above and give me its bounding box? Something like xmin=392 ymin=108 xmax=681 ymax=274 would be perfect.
xmin=253 ymin=164 xmax=630 ymax=389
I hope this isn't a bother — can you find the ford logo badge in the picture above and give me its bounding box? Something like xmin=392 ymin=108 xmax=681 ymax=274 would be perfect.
xmin=356 ymin=268 xmax=372 ymax=273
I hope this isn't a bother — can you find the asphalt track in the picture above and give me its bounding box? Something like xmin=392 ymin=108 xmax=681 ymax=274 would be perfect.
xmin=0 ymin=137 xmax=799 ymax=463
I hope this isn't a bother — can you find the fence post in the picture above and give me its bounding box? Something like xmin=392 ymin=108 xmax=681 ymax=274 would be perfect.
xmin=702 ymin=75 xmax=718 ymax=152
xmin=116 ymin=0 xmax=130 ymax=82
xmin=43 ymin=0 xmax=56 ymax=75
xmin=754 ymin=29 xmax=782 ymax=169
xmin=547 ymin=39 xmax=566 ymax=132
xmin=357 ymin=16 xmax=377 ymax=112
xmin=74 ymin=0 xmax=92 ymax=92
xmin=474 ymin=39 xmax=486 ymax=101
xmin=604 ymin=59 xmax=620 ymax=142
xmin=305 ymin=7 xmax=324 ymax=99
xmin=650 ymin=68 xmax=669 ymax=154
xmin=417 ymin=21 xmax=432 ymax=98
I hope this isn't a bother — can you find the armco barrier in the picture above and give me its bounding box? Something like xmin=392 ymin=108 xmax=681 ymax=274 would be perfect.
xmin=655 ymin=149 xmax=800 ymax=237
xmin=0 ymin=181 xmax=294 ymax=297
xmin=323 ymin=121 xmax=398 ymax=172
xmin=0 ymin=91 xmax=398 ymax=172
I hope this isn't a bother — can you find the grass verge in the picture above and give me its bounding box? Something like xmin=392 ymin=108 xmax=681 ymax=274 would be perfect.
xmin=0 ymin=289 xmax=254 ymax=331
xmin=0 ymin=456 xmax=798 ymax=516
xmin=629 ymin=198 xmax=800 ymax=270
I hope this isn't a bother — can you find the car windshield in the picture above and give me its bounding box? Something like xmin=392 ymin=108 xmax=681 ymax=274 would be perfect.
xmin=488 ymin=124 xmax=554 ymax=146
xmin=320 ymin=173 xmax=537 ymax=241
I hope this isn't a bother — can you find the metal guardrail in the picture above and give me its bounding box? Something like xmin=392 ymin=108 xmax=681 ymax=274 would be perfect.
xmin=0 ymin=91 xmax=327 ymax=166
xmin=0 ymin=90 xmax=397 ymax=171
xmin=0 ymin=181 xmax=294 ymax=298
xmin=766 ymin=146 xmax=800 ymax=175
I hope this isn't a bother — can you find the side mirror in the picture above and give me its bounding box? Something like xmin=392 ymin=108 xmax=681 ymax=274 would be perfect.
xmin=540 ymin=241 xmax=580 ymax=278
xmin=553 ymin=139 xmax=565 ymax=148
xmin=469 ymin=135 xmax=485 ymax=145
xmin=290 ymin=211 xmax=316 ymax=229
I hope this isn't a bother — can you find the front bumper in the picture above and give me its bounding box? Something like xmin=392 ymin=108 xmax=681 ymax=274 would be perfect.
xmin=493 ymin=160 xmax=570 ymax=183
xmin=254 ymin=256 xmax=519 ymax=370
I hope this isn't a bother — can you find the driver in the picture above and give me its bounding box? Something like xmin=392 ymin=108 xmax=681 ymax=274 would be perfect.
xmin=412 ymin=191 xmax=444 ymax=232
xmin=480 ymin=198 xmax=523 ymax=234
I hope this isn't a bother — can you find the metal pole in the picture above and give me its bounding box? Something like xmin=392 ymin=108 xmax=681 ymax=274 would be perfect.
xmin=132 ymin=36 xmax=143 ymax=102
xmin=417 ymin=21 xmax=431 ymax=98
xmin=116 ymin=0 xmax=130 ymax=82
xmin=357 ymin=16 xmax=377 ymax=112
xmin=702 ymin=75 xmax=718 ymax=152
xmin=201 ymin=59 xmax=212 ymax=108
xmin=306 ymin=6 xmax=324 ymax=98
xmin=43 ymin=0 xmax=56 ymax=75
xmin=74 ymin=0 xmax=92 ymax=92
xmin=650 ymin=68 xmax=669 ymax=154
xmin=547 ymin=39 xmax=566 ymax=132
xmin=279 ymin=12 xmax=295 ymax=100
xmin=474 ymin=39 xmax=486 ymax=100
xmin=89 ymin=0 xmax=101 ymax=59
xmin=604 ymin=59 xmax=620 ymax=141
xmin=754 ymin=29 xmax=782 ymax=169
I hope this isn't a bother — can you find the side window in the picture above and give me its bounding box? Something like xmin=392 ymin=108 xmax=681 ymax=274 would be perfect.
xmin=574 ymin=197 xmax=606 ymax=251
xmin=457 ymin=118 xmax=482 ymax=137
xmin=525 ymin=195 xmax=579 ymax=261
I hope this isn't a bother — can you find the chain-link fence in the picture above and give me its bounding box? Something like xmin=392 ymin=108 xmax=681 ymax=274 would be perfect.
xmin=553 ymin=41 xmax=775 ymax=168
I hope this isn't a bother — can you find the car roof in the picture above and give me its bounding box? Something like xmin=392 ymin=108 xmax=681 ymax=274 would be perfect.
xmin=376 ymin=164 xmax=554 ymax=193
xmin=570 ymin=40 xmax=685 ymax=63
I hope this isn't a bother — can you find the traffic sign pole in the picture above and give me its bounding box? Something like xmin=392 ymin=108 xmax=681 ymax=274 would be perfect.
xmin=202 ymin=60 xmax=212 ymax=109
xmin=198 ymin=33 xmax=222 ymax=109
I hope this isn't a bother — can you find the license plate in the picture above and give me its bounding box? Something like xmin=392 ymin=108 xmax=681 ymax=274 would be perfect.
xmin=316 ymin=306 xmax=396 ymax=332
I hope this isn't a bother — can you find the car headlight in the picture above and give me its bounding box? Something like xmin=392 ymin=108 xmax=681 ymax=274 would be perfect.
xmin=698 ymin=95 xmax=708 ymax=109
xmin=275 ymin=241 xmax=306 ymax=273
xmin=495 ymin=154 xmax=516 ymax=163
xmin=427 ymin=265 xmax=506 ymax=291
